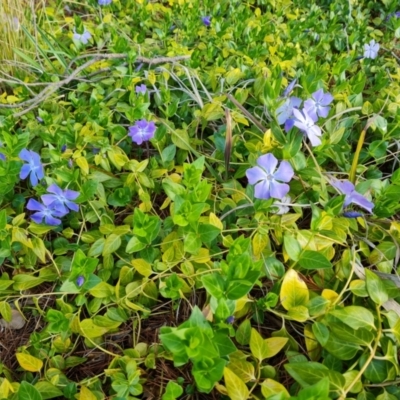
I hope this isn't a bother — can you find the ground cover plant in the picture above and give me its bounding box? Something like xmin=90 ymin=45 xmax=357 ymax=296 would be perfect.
xmin=0 ymin=0 xmax=400 ymax=398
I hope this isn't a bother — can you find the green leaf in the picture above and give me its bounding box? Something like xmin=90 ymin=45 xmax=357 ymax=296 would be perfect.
xmin=250 ymin=328 xmax=269 ymax=362
xmin=34 ymin=382 xmax=63 ymax=399
xmin=329 ymin=306 xmax=375 ymax=330
xmin=312 ymin=322 xmax=330 ymax=346
xmin=236 ymin=319 xmax=251 ymax=346
xmin=224 ymin=367 xmax=249 ymax=400
xmin=88 ymin=238 xmax=105 ymax=257
xmin=283 ymin=234 xmax=302 ymax=261
xmin=201 ymin=273 xmax=225 ymax=299
xmin=298 ymin=250 xmax=332 ymax=270
xmin=285 ymin=362 xmax=345 ymax=395
xmin=102 ymin=234 xmax=121 ymax=256
xmin=323 ymin=332 xmax=361 ymax=360
xmin=365 ymin=269 xmax=389 ymax=305
xmin=280 ymin=269 xmax=309 ymax=311
xmin=329 ymin=322 xmax=374 ymax=347
xmin=213 ymin=332 xmax=237 ymax=357
xmin=162 ymin=381 xmax=183 ymax=400
xmin=184 ymin=232 xmax=202 ymax=254
xmin=198 ymin=224 xmax=220 ymax=243
xmin=359 ymin=353 xmax=393 ymax=384
xmin=76 ymin=180 xmax=98 ymax=203
xmin=18 ymin=382 xmax=43 ymax=400
xmin=126 ymin=236 xmax=147 ymax=253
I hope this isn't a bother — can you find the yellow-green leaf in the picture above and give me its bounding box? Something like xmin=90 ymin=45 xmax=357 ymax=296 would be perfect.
xmin=131 ymin=259 xmax=152 ymax=277
xmin=79 ymin=386 xmax=97 ymax=400
xmin=304 ymin=325 xmax=320 ymax=361
xmin=287 ymin=305 xmax=310 ymax=322
xmin=89 ymin=281 xmax=115 ymax=298
xmin=250 ymin=328 xmax=269 ymax=362
xmin=224 ymin=367 xmax=249 ymax=400
xmin=80 ymin=319 xmax=109 ymax=338
xmin=264 ymin=337 xmax=288 ymax=358
xmin=0 ymin=378 xmax=14 ymax=398
xmin=252 ymin=231 xmax=269 ymax=258
xmin=31 ymin=237 xmax=47 ymax=263
xmin=261 ymin=379 xmax=290 ymax=399
xmin=102 ymin=234 xmax=122 ymax=256
xmin=280 ymin=269 xmax=309 ymax=311
xmin=12 ymin=227 xmax=33 ymax=248
xmin=171 ymin=128 xmax=191 ymax=150
xmin=201 ymin=102 xmax=224 ymax=121
xmin=16 ymin=353 xmax=43 ymax=372
xmin=0 ymin=301 xmax=12 ymax=322
xmin=75 ymin=156 xmax=89 ymax=175
xmin=228 ymin=360 xmax=255 ymax=383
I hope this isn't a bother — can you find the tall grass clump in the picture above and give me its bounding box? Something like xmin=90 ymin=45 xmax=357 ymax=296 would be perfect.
xmin=0 ymin=0 xmax=46 ymax=76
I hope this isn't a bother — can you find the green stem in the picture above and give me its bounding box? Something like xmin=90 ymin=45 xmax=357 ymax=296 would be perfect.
xmin=349 ymin=128 xmax=366 ymax=184
xmin=349 ymin=116 xmax=376 ymax=183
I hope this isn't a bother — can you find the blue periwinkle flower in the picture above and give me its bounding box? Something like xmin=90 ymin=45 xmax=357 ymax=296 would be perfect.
xmin=293 ymin=108 xmax=322 ymax=147
xmin=201 ymin=16 xmax=211 ymax=27
xmin=26 ymin=199 xmax=65 ymax=226
xmin=76 ymin=275 xmax=85 ymax=287
xmin=343 ymin=211 xmax=363 ymax=218
xmin=282 ymin=78 xmax=298 ymax=97
xmin=276 ymin=97 xmax=302 ymax=125
xmin=0 ymin=142 xmax=6 ymax=161
xmin=61 ymin=144 xmax=67 ymax=153
xmin=73 ymin=28 xmax=92 ymax=44
xmin=41 ymin=184 xmax=80 ymax=215
xmin=128 ymin=120 xmax=156 ymax=145
xmin=36 ymin=116 xmax=44 ymax=124
xmin=331 ymin=179 xmax=374 ymax=213
xmin=19 ymin=149 xmax=45 ymax=186
xmin=98 ymin=0 xmax=112 ymax=5
xmin=304 ymin=89 xmax=333 ymax=122
xmin=135 ymin=84 xmax=147 ymax=94
xmin=246 ymin=153 xmax=294 ymax=200
xmin=364 ymin=40 xmax=379 ymax=59
xmin=226 ymin=316 xmax=235 ymax=324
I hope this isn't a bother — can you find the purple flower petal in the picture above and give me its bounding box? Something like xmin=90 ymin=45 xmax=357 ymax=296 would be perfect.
xmin=44 ymin=215 xmax=62 ymax=226
xmin=269 ymin=180 xmax=290 ymax=200
xmin=273 ymin=161 xmax=294 ymax=183
xmin=31 ymin=212 xmax=45 ymax=224
xmin=47 ymin=184 xmax=63 ymax=196
xmin=257 ymin=153 xmax=278 ymax=175
xmin=20 ymin=164 xmax=31 ymax=180
xmin=29 ymin=171 xmax=39 ymax=187
xmin=331 ymin=179 xmax=354 ymax=196
xmin=246 ymin=166 xmax=268 ymax=185
xmin=19 ymin=149 xmax=31 ymax=162
xmin=27 ymin=198 xmax=45 ymax=212
xmin=284 ymin=118 xmax=296 ymax=132
xmin=349 ymin=192 xmax=374 ymax=213
xmin=76 ymin=275 xmax=85 ymax=287
xmin=254 ymin=180 xmax=271 ymax=199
